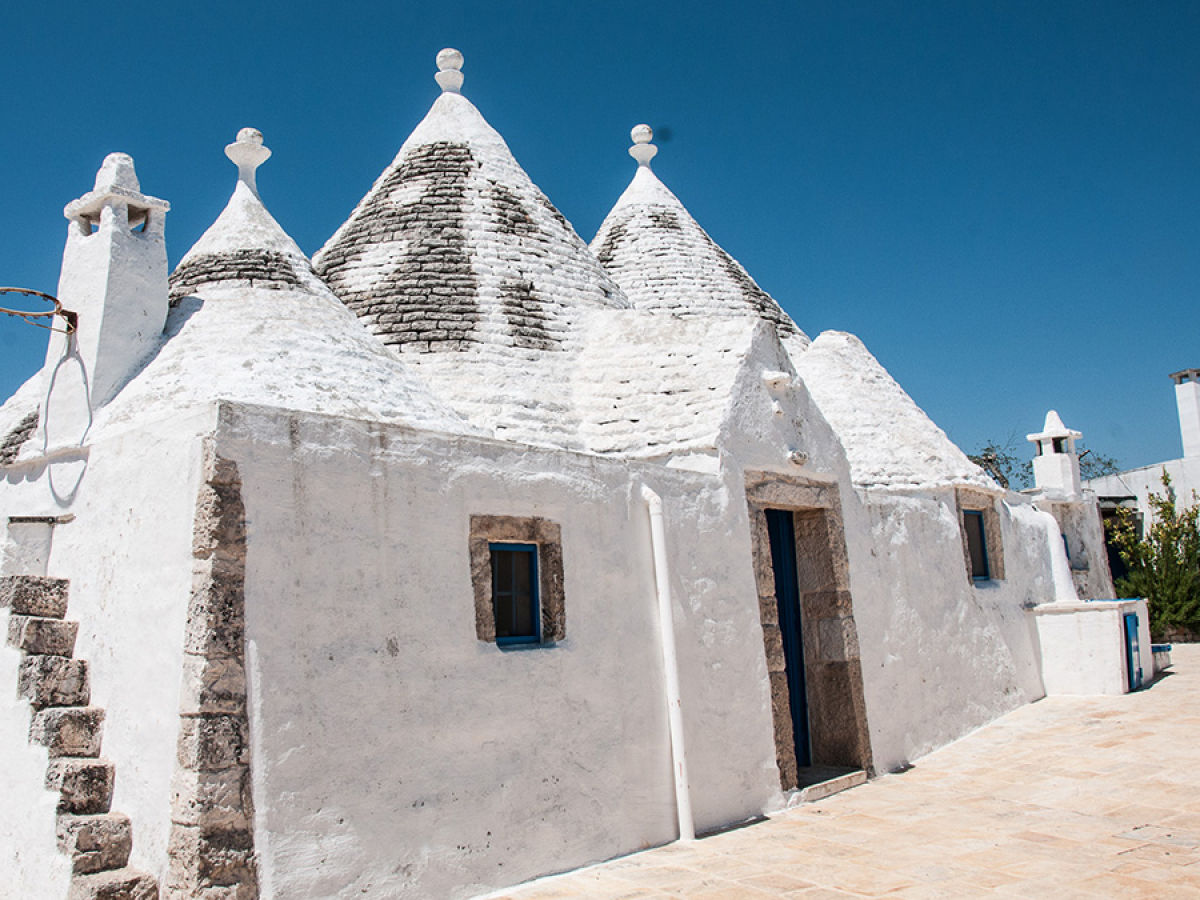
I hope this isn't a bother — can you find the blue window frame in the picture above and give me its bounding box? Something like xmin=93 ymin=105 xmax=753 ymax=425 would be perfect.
xmin=489 ymin=542 xmax=539 ymax=645
xmin=963 ymin=510 xmax=990 ymax=581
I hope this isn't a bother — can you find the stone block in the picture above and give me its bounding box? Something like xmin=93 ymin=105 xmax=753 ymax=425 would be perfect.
xmin=817 ymin=616 xmax=860 ymax=663
xmin=31 ymin=706 xmax=105 ymax=757
xmin=171 ymin=765 xmax=252 ymax=831
xmin=184 ymin=563 xmax=245 ymax=660
xmin=19 ymin=655 xmax=90 ymax=708
xmin=47 ymin=758 xmax=115 ymax=814
xmin=57 ymin=812 xmax=132 ymax=874
xmin=178 ymin=655 xmax=246 ymax=716
xmin=760 ymin=623 xmax=786 ymax=673
xmin=0 ymin=575 xmax=70 ymax=617
xmin=8 ymin=615 xmax=79 ymax=656
xmin=177 ymin=715 xmax=248 ymax=771
xmin=67 ymin=867 xmax=158 ymax=900
xmin=167 ymin=824 xmax=256 ymax=891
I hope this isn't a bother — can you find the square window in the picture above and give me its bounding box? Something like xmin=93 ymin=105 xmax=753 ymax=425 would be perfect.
xmin=469 ymin=515 xmax=565 ymax=645
xmin=963 ymin=510 xmax=990 ymax=580
xmin=490 ymin=543 xmax=539 ymax=644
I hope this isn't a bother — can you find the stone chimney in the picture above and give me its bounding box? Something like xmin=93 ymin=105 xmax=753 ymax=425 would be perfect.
xmin=1027 ymin=410 xmax=1083 ymax=497
xmin=41 ymin=153 xmax=169 ymax=448
xmin=1171 ymin=368 xmax=1200 ymax=458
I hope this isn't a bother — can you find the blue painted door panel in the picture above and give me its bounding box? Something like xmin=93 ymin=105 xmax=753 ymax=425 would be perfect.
xmin=765 ymin=509 xmax=812 ymax=770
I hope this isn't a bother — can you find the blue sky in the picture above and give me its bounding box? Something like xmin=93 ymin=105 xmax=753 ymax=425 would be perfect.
xmin=2 ymin=1 xmax=1198 ymax=469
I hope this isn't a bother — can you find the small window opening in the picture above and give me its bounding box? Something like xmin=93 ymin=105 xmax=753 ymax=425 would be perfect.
xmin=963 ymin=510 xmax=990 ymax=580
xmin=490 ymin=543 xmax=539 ymax=645
xmin=1052 ymin=437 xmax=1066 ymax=454
xmin=128 ymin=209 xmax=148 ymax=233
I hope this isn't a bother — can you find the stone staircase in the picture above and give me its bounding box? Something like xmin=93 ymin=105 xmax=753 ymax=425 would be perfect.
xmin=3 ymin=574 xmax=158 ymax=900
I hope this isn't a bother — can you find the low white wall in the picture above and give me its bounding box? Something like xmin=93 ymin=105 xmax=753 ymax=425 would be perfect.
xmin=1034 ymin=599 xmax=1152 ymax=695
xmin=218 ymin=403 xmax=780 ymax=899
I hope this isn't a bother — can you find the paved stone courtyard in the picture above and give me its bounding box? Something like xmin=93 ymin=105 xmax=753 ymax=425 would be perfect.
xmin=493 ymin=645 xmax=1200 ymax=899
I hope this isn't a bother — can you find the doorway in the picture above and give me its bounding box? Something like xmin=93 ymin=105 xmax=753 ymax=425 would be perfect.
xmin=745 ymin=471 xmax=874 ymax=789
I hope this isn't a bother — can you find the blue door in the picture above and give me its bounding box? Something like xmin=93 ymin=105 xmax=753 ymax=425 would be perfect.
xmin=765 ymin=509 xmax=811 ymax=769
xmin=1123 ymin=612 xmax=1143 ymax=691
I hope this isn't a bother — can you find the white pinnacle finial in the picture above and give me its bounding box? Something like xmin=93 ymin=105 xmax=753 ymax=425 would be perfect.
xmin=435 ymin=48 xmax=465 ymax=93
xmin=93 ymin=153 xmax=141 ymax=192
xmin=225 ymin=127 xmax=271 ymax=198
xmin=629 ymin=124 xmax=657 ymax=167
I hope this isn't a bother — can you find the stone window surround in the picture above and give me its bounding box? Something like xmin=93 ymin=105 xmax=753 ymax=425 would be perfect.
xmin=955 ymin=487 xmax=1006 ymax=582
xmin=469 ymin=515 xmax=565 ymax=644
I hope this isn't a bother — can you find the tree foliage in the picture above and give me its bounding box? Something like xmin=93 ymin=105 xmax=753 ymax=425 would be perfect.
xmin=968 ymin=436 xmax=1121 ymax=491
xmin=968 ymin=439 xmax=1030 ymax=490
xmin=1109 ymin=472 xmax=1200 ymax=640
xmin=1078 ymin=448 xmax=1121 ymax=482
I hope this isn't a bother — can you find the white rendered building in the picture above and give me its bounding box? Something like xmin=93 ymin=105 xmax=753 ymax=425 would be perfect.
xmin=0 ymin=51 xmax=1145 ymax=900
xmin=1086 ymin=369 xmax=1200 ymax=529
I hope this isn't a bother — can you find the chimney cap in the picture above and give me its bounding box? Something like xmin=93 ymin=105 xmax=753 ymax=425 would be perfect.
xmin=1169 ymin=368 xmax=1200 ymax=385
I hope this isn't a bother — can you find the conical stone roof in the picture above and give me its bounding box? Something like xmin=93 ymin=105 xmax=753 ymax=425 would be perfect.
xmin=312 ymin=50 xmax=627 ymax=447
xmin=591 ymin=126 xmax=807 ymax=345
xmin=108 ymin=129 xmax=468 ymax=435
xmin=791 ymin=331 xmax=993 ymax=490
xmin=313 ymin=52 xmax=625 ymax=357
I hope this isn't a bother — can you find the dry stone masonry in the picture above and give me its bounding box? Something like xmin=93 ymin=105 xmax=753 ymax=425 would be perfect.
xmin=1 ymin=575 xmax=158 ymax=899
xmin=591 ymin=126 xmax=803 ymax=342
xmin=0 ymin=409 xmax=38 ymax=464
xmin=168 ymin=249 xmax=304 ymax=304
xmin=315 ymin=141 xmax=481 ymax=352
xmin=166 ymin=446 xmax=257 ymax=900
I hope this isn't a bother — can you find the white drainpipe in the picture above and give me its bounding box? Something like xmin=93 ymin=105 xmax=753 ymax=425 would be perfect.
xmin=640 ymin=484 xmax=695 ymax=842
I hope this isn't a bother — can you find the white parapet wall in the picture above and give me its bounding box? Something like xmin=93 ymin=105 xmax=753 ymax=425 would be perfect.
xmin=1032 ymin=598 xmax=1152 ymax=695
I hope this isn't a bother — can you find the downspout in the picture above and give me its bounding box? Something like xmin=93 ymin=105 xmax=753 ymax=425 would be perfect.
xmin=640 ymin=484 xmax=695 ymax=842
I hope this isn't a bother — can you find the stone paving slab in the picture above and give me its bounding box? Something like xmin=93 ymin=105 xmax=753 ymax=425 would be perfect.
xmin=490 ymin=645 xmax=1200 ymax=898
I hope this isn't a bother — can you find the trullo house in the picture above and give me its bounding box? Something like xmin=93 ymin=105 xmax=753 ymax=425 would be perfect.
xmin=0 ymin=49 xmax=1150 ymax=900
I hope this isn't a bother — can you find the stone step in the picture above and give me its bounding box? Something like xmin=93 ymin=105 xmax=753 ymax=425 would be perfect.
xmin=46 ymin=758 xmax=115 ymax=815
xmin=18 ymin=655 xmax=90 ymax=709
xmin=68 ymin=867 xmax=158 ymax=900
xmin=57 ymin=812 xmax=132 ymax=875
xmin=0 ymin=575 xmax=70 ymax=618
xmin=8 ymin=614 xmax=79 ymax=657
xmin=31 ymin=706 xmax=105 ymax=758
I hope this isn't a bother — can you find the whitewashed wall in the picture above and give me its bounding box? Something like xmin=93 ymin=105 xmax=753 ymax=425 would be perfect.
xmin=1087 ymin=456 xmax=1200 ymax=527
xmin=1034 ymin=598 xmax=1152 ymax=695
xmin=0 ymin=405 xmax=209 ymax=888
xmin=845 ymin=489 xmax=1052 ymax=774
xmin=217 ymin=402 xmax=781 ymax=899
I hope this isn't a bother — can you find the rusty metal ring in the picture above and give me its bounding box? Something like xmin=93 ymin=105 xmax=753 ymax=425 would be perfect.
xmin=0 ymin=287 xmax=77 ymax=334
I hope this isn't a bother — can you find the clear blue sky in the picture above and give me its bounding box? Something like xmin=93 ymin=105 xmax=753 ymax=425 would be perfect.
xmin=2 ymin=1 xmax=1198 ymax=469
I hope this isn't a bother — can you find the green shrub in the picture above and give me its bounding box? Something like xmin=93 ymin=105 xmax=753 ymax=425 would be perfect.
xmin=1110 ymin=472 xmax=1200 ymax=640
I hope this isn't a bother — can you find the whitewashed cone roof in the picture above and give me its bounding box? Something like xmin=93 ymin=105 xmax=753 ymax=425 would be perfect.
xmin=107 ymin=129 xmax=471 ymax=434
xmin=573 ymin=313 xmax=766 ymax=459
xmin=591 ymin=126 xmax=807 ymax=345
xmin=791 ymin=331 xmax=995 ymax=490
